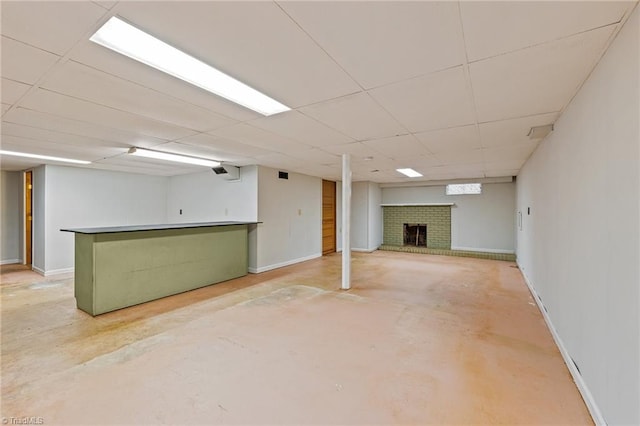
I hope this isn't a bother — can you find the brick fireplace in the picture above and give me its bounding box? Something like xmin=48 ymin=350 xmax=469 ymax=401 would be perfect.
xmin=382 ymin=205 xmax=452 ymax=249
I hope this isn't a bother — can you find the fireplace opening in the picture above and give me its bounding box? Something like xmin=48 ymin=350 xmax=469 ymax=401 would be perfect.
xmin=403 ymin=224 xmax=427 ymax=247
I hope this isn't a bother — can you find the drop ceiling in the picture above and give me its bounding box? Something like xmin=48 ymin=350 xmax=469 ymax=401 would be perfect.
xmin=1 ymin=1 xmax=637 ymax=183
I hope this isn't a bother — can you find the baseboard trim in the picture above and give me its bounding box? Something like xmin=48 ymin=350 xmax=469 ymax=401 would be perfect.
xmin=517 ymin=261 xmax=605 ymax=426
xmin=249 ymin=253 xmax=321 ymax=274
xmin=32 ymin=266 xmax=74 ymax=277
xmin=336 ymin=247 xmax=377 ymax=253
xmin=451 ymin=246 xmax=515 ymax=254
xmin=0 ymin=259 xmax=21 ymax=265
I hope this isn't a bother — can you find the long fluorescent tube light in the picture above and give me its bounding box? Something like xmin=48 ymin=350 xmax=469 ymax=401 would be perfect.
xmin=128 ymin=147 xmax=220 ymax=167
xmin=90 ymin=17 xmax=291 ymax=116
xmin=0 ymin=150 xmax=91 ymax=165
xmin=396 ymin=168 xmax=422 ymax=178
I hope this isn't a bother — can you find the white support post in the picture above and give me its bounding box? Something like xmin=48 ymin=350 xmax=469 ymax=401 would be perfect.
xmin=341 ymin=154 xmax=351 ymax=290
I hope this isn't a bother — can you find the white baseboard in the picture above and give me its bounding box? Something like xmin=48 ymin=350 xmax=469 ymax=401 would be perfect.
xmin=517 ymin=261 xmax=605 ymax=426
xmin=0 ymin=259 xmax=21 ymax=265
xmin=336 ymin=247 xmax=377 ymax=253
xmin=249 ymin=253 xmax=321 ymax=274
xmin=451 ymin=246 xmax=515 ymax=254
xmin=32 ymin=266 xmax=74 ymax=277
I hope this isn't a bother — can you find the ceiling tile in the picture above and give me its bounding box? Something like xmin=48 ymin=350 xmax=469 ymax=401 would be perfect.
xmin=1 ymin=104 xmax=10 ymax=115
xmin=0 ymin=37 xmax=60 ymax=84
xmin=321 ymin=142 xmax=390 ymax=162
xmin=278 ymin=1 xmax=465 ymax=89
xmin=249 ymin=110 xmax=354 ymax=148
xmin=1 ymin=135 xmax=106 ymax=162
xmin=253 ymin=153 xmax=298 ymax=170
xmin=286 ymin=148 xmax=340 ymax=165
xmin=471 ymin=26 xmax=615 ymax=123
xmin=300 ymin=92 xmax=406 ymax=141
xmin=362 ymin=135 xmax=431 ymax=160
xmin=434 ymin=148 xmax=484 ymax=165
xmin=484 ymin=169 xmax=520 ymax=178
xmin=369 ymin=66 xmax=475 ymax=133
xmin=2 ymin=107 xmax=167 ymax=148
xmin=479 ymin=112 xmax=559 ymax=148
xmin=415 ymin=125 xmax=481 ymax=154
xmin=2 ymin=122 xmax=129 ymax=151
xmin=20 ymin=89 xmax=196 ymax=141
xmin=461 ymin=1 xmax=632 ymax=62
xmin=177 ymin=133 xmax=274 ymax=158
xmin=209 ymin=123 xmax=310 ymax=153
xmin=41 ymin=60 xmax=236 ymax=132
xmin=1 ymin=78 xmax=31 ymax=104
xmin=92 ymin=1 xmax=117 ymax=10
xmin=114 ymin=1 xmax=360 ymax=108
xmin=93 ymin=154 xmax=200 ymax=176
xmin=483 ymin=144 xmax=538 ymax=164
xmin=1 ymin=1 xmax=107 ymax=55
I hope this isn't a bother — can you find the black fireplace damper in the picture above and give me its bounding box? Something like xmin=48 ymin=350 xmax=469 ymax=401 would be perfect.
xmin=404 ymin=224 xmax=427 ymax=247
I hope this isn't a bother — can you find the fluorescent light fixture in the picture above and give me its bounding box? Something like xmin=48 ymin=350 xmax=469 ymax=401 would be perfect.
xmin=0 ymin=150 xmax=91 ymax=165
xmin=90 ymin=17 xmax=290 ymax=116
xmin=128 ymin=147 xmax=220 ymax=168
xmin=396 ymin=168 xmax=422 ymax=178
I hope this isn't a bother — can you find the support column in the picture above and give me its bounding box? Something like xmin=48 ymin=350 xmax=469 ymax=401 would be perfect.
xmin=341 ymin=154 xmax=351 ymax=290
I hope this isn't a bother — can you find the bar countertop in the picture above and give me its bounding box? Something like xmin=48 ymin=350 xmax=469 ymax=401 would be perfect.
xmin=61 ymin=221 xmax=259 ymax=234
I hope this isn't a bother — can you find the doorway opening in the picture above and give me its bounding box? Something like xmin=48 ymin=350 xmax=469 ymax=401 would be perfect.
xmin=25 ymin=171 xmax=33 ymax=265
xmin=322 ymin=180 xmax=336 ymax=255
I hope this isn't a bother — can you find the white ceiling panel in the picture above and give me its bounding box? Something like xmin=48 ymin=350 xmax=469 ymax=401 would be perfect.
xmin=479 ymin=113 xmax=559 ymax=148
xmin=471 ymin=26 xmax=616 ymax=123
xmin=415 ymin=125 xmax=481 ymax=154
xmin=484 ymin=169 xmax=520 ymax=178
xmin=286 ymin=148 xmax=340 ymax=165
xmin=434 ymin=148 xmax=484 ymax=165
xmin=461 ymin=1 xmax=632 ymax=62
xmin=1 ymin=78 xmax=30 ymax=104
xmin=21 ymin=89 xmax=196 ymax=141
xmin=1 ymin=135 xmax=106 ymax=161
xmin=0 ymin=37 xmax=60 ymax=84
xmin=92 ymin=1 xmax=117 ymax=10
xmin=249 ymin=110 xmax=354 ymax=148
xmin=484 ymin=160 xmax=527 ymax=172
xmin=483 ymin=144 xmax=538 ymax=164
xmin=369 ymin=66 xmax=476 ymax=133
xmin=93 ymin=154 xmax=200 ymax=176
xmin=114 ymin=1 xmax=360 ymax=108
xmin=252 ymin=153 xmax=299 ymax=170
xmin=1 ymin=104 xmax=10 ymax=115
xmin=42 ymin=61 xmax=236 ymax=132
xmin=279 ymin=1 xmax=465 ymax=89
xmin=210 ymin=123 xmax=310 ymax=153
xmin=300 ymin=92 xmax=406 ymax=141
xmin=177 ymin=133 xmax=274 ymax=159
xmin=1 ymin=1 xmax=107 ymax=55
xmin=321 ymin=142 xmax=391 ymax=162
xmin=2 ymin=122 xmax=129 ymax=152
xmin=362 ymin=135 xmax=431 ymax=160
xmin=70 ymin=41 xmax=262 ymax=122
xmin=2 ymin=108 xmax=167 ymax=148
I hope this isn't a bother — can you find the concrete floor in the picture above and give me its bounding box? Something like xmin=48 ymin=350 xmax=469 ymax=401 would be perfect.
xmin=1 ymin=252 xmax=592 ymax=425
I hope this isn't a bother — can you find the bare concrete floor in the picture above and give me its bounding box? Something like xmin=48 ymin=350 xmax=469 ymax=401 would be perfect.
xmin=1 ymin=252 xmax=591 ymax=425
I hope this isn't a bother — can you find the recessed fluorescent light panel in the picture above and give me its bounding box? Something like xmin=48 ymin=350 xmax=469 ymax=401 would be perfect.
xmin=0 ymin=150 xmax=91 ymax=165
xmin=90 ymin=17 xmax=290 ymax=116
xmin=128 ymin=147 xmax=220 ymax=168
xmin=396 ymin=168 xmax=422 ymax=178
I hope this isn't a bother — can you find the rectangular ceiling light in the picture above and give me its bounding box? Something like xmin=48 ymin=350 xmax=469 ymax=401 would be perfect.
xmin=90 ymin=17 xmax=291 ymax=116
xmin=128 ymin=147 xmax=220 ymax=168
xmin=0 ymin=150 xmax=91 ymax=165
xmin=396 ymin=168 xmax=422 ymax=178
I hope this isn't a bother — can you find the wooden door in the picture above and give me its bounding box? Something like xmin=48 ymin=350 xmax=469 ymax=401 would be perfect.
xmin=322 ymin=180 xmax=336 ymax=255
xmin=25 ymin=171 xmax=33 ymax=265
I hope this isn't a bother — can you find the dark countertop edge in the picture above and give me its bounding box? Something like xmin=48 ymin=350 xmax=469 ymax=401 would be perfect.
xmin=61 ymin=221 xmax=261 ymax=234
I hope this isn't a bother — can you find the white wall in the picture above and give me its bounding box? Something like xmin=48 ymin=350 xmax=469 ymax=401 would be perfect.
xmin=251 ymin=166 xmax=322 ymax=272
xmin=382 ymin=182 xmax=516 ymax=253
xmin=1 ymin=171 xmax=23 ymax=264
xmin=166 ymin=166 xmax=258 ymax=223
xmin=41 ymin=165 xmax=168 ymax=274
xmin=337 ymin=181 xmax=382 ymax=252
xmin=516 ymin=7 xmax=639 ymax=425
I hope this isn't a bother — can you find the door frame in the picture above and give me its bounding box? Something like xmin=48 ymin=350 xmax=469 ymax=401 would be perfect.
xmin=322 ymin=179 xmax=336 ymax=255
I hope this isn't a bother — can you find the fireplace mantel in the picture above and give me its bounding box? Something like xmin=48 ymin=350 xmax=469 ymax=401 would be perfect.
xmin=380 ymin=203 xmax=455 ymax=207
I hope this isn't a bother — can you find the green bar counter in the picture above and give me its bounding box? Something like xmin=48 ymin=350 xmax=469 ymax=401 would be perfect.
xmin=62 ymin=222 xmax=255 ymax=316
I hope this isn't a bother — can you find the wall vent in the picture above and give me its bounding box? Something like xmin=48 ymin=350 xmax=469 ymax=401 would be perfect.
xmin=278 ymin=171 xmax=289 ymax=180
